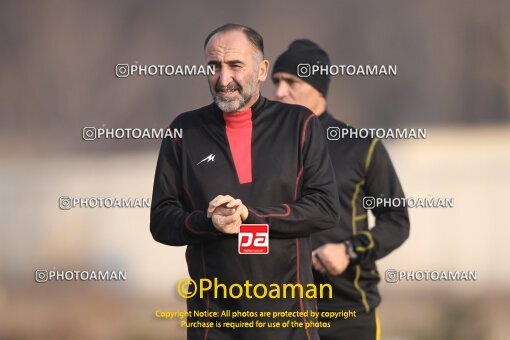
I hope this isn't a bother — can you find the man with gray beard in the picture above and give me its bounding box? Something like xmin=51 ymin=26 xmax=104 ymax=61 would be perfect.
xmin=151 ymin=24 xmax=340 ymax=340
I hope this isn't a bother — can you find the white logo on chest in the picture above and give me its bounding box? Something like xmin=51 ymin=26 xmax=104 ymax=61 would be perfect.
xmin=197 ymin=154 xmax=215 ymax=165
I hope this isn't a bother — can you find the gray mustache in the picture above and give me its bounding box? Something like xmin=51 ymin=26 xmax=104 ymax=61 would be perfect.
xmin=215 ymin=82 xmax=241 ymax=93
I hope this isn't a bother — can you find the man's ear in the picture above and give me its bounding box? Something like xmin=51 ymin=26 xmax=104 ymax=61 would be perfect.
xmin=258 ymin=59 xmax=269 ymax=82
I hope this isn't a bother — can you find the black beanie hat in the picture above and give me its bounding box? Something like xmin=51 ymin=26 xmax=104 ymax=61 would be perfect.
xmin=272 ymin=39 xmax=330 ymax=97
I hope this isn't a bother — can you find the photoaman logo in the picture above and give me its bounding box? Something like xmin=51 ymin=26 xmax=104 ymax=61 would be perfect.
xmin=176 ymin=277 xmax=332 ymax=299
xmin=238 ymin=224 xmax=269 ymax=254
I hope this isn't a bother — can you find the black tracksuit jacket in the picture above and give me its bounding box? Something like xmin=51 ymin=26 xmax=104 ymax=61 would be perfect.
xmin=150 ymin=96 xmax=340 ymax=340
xmin=312 ymin=112 xmax=410 ymax=314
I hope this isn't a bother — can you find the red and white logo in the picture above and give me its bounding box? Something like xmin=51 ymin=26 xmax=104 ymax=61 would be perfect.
xmin=238 ymin=224 xmax=269 ymax=254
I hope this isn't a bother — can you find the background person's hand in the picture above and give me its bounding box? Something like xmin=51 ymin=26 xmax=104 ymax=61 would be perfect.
xmin=312 ymin=243 xmax=350 ymax=276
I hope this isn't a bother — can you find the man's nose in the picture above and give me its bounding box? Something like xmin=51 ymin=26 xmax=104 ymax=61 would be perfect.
xmin=275 ymin=82 xmax=289 ymax=100
xmin=217 ymin=68 xmax=234 ymax=87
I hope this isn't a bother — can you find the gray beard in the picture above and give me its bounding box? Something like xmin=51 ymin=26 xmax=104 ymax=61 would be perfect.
xmin=214 ymin=92 xmax=253 ymax=113
xmin=210 ymin=68 xmax=259 ymax=113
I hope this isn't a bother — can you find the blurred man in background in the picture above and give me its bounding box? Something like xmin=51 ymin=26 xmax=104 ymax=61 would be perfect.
xmin=151 ymin=25 xmax=340 ymax=339
xmin=272 ymin=39 xmax=410 ymax=340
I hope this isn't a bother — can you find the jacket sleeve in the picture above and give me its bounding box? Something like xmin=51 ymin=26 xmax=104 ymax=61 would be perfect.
xmin=244 ymin=114 xmax=340 ymax=238
xmin=150 ymin=123 xmax=222 ymax=246
xmin=348 ymin=139 xmax=410 ymax=264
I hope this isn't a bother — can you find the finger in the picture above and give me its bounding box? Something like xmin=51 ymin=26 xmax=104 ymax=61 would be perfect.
xmin=208 ymin=195 xmax=224 ymax=209
xmin=208 ymin=195 xmax=227 ymax=217
xmin=311 ymin=256 xmax=320 ymax=271
xmin=213 ymin=204 xmax=242 ymax=219
xmin=216 ymin=213 xmax=241 ymax=233
xmin=312 ymin=253 xmax=323 ymax=272
xmin=233 ymin=203 xmax=243 ymax=216
xmin=211 ymin=195 xmax=234 ymax=208
xmin=212 ymin=206 xmax=236 ymax=216
xmin=208 ymin=195 xmax=235 ymax=217
xmin=223 ymin=221 xmax=240 ymax=234
xmin=207 ymin=195 xmax=230 ymax=218
xmin=219 ymin=213 xmax=239 ymax=226
xmin=207 ymin=195 xmax=224 ymax=217
xmin=313 ymin=261 xmax=326 ymax=275
xmin=226 ymin=199 xmax=242 ymax=208
xmin=240 ymin=204 xmax=249 ymax=221
xmin=314 ymin=253 xmax=329 ymax=275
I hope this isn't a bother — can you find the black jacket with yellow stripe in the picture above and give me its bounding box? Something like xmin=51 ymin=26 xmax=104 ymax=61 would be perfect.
xmin=311 ymin=111 xmax=410 ymax=314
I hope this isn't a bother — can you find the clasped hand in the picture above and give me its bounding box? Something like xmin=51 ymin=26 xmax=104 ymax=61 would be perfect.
xmin=207 ymin=195 xmax=249 ymax=234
